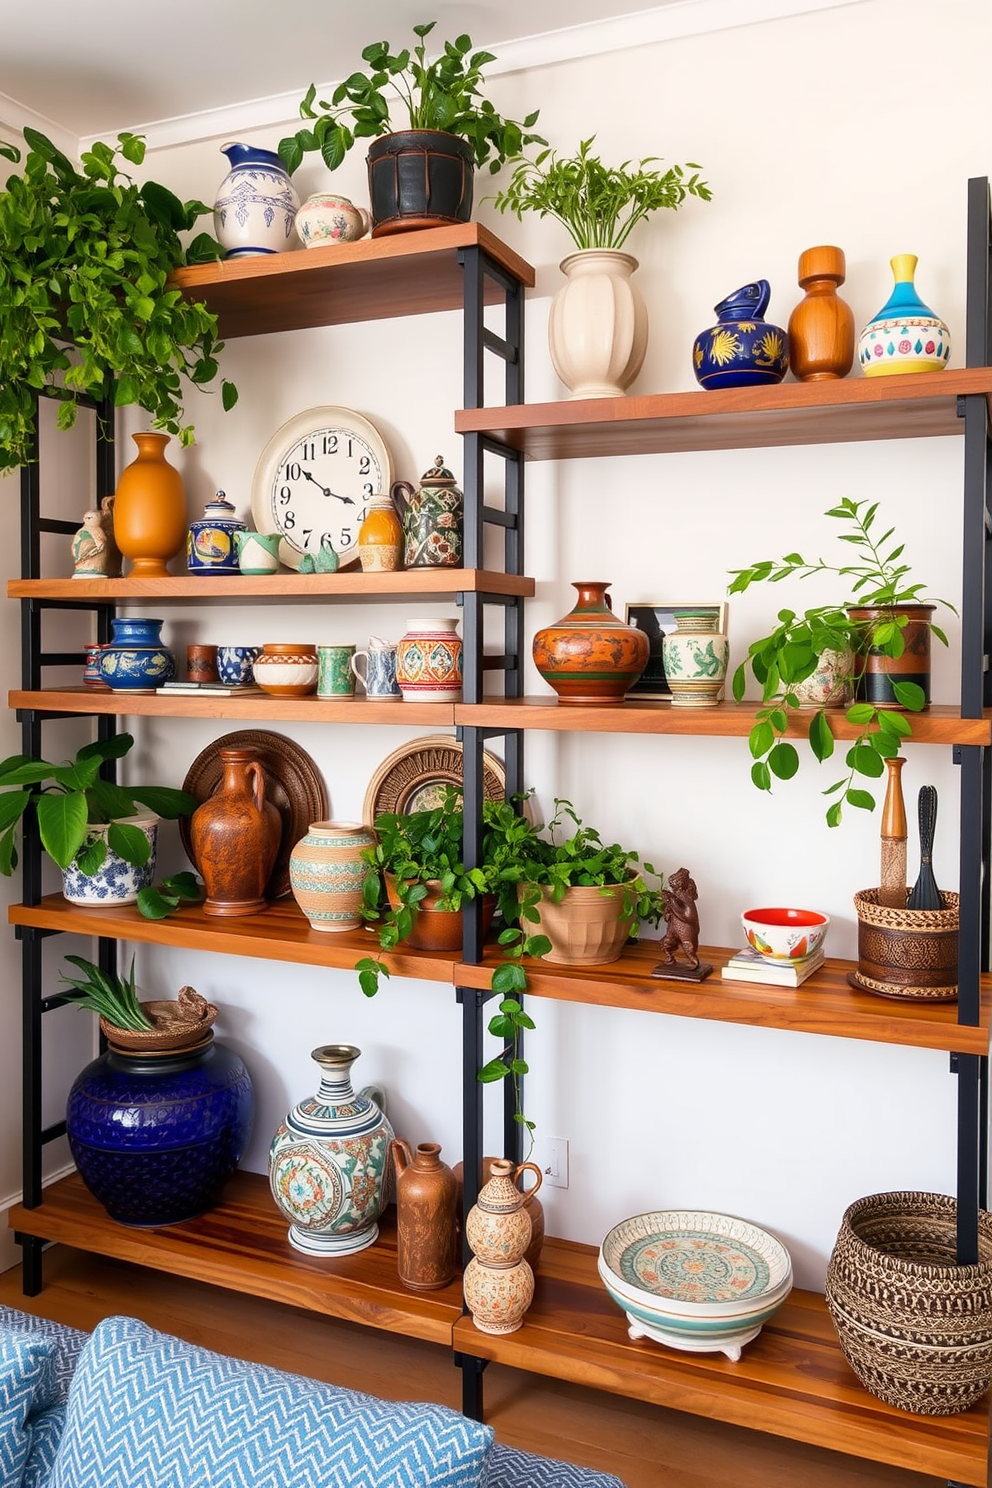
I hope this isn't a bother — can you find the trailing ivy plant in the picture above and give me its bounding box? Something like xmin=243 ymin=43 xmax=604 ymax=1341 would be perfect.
xmin=279 ymin=21 xmax=543 ymax=175
xmin=0 ymin=128 xmax=237 ymax=471
xmin=488 ymin=135 xmax=711 ymax=250
xmin=729 ymin=497 xmax=956 ymax=825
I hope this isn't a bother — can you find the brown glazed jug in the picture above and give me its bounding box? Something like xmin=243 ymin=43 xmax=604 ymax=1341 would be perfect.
xmin=190 ymin=747 xmax=281 ymax=916
xmin=390 ymin=1139 xmax=459 ymax=1292
xmin=112 ymin=432 xmax=188 ymax=578
xmin=787 ymin=246 xmax=855 ymax=382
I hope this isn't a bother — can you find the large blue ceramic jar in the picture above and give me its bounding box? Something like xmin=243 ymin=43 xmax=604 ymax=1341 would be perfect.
xmin=67 ymin=1037 xmax=254 ymax=1226
xmin=692 ymin=280 xmax=789 ymax=389
xmin=97 ymin=616 xmax=175 ymax=692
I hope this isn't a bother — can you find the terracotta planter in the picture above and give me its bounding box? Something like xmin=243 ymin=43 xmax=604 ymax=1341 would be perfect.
xmin=525 ymin=880 xmax=637 ymax=966
xmin=190 ymin=747 xmax=281 ymax=916
xmin=849 ymin=605 xmax=934 ymax=710
xmin=533 ymin=581 xmax=649 ymax=706
xmin=384 ymin=874 xmax=493 ymax=952
xmin=548 ymin=249 xmax=648 ymax=399
xmin=112 ymin=432 xmax=187 ymax=578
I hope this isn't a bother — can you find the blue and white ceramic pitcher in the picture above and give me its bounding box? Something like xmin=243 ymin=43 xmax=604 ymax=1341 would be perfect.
xmin=350 ymin=637 xmax=401 ymax=699
xmin=213 ymin=142 xmax=299 ymax=258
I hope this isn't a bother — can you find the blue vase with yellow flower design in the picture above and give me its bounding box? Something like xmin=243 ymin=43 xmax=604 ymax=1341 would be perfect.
xmin=187 ymin=491 xmax=245 ymax=575
xmin=692 ymin=281 xmax=789 ymax=390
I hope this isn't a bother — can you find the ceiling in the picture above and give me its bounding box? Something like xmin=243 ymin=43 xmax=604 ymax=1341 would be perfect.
xmin=0 ymin=0 xmax=691 ymax=138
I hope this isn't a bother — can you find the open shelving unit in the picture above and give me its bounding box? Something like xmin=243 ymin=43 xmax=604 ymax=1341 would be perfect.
xmin=9 ymin=199 xmax=992 ymax=1485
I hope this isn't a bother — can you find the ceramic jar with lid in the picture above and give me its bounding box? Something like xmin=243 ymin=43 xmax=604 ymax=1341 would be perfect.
xmin=187 ymin=491 xmax=245 ymax=575
xmin=295 ymin=193 xmax=370 ymax=247
xmin=390 ymin=457 xmax=463 ymax=568
xmin=395 ymin=618 xmax=463 ymax=702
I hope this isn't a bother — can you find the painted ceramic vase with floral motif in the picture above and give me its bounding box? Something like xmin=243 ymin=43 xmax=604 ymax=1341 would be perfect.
xmin=268 ymin=1044 xmax=394 ymax=1256
xmin=857 ymin=255 xmax=951 ymax=377
xmin=396 ymin=617 xmax=463 ymax=702
xmin=533 ymin=581 xmax=649 ymax=706
xmin=295 ymin=193 xmax=370 ymax=247
xmin=661 ymin=610 xmax=730 ymax=707
xmin=692 ymin=280 xmax=789 ymax=389
xmin=463 ymin=1158 xmax=543 ymax=1335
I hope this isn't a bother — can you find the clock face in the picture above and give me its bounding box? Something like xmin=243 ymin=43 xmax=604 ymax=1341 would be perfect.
xmin=250 ymin=407 xmax=393 ymax=570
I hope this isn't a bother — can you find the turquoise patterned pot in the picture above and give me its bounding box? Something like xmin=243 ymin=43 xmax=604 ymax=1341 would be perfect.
xmin=693 ymin=281 xmax=789 ymax=390
xmin=269 ymin=1045 xmax=393 ymax=1256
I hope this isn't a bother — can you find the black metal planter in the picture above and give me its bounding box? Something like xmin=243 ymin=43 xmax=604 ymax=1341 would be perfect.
xmin=367 ymin=130 xmax=475 ymax=236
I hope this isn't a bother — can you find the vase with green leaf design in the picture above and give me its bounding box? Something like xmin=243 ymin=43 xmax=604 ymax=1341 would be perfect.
xmin=692 ymin=280 xmax=789 ymax=389
xmin=662 ymin=611 xmax=729 ymax=708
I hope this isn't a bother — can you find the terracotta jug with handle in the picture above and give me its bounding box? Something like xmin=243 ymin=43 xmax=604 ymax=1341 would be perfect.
xmin=189 ymin=747 xmax=281 ymax=916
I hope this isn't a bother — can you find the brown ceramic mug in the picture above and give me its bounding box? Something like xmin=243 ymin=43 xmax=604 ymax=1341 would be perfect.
xmin=187 ymin=644 xmax=218 ymax=683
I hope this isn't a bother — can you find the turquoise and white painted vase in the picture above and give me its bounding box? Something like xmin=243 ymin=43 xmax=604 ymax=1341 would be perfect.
xmin=289 ymin=821 xmax=375 ymax=932
xmin=857 ymin=254 xmax=951 ymax=377
xmin=662 ymin=611 xmax=729 ymax=708
xmin=269 ymin=1045 xmax=393 ymax=1256
xmin=213 ymin=142 xmax=299 ymax=258
xmin=187 ymin=491 xmax=245 ymax=575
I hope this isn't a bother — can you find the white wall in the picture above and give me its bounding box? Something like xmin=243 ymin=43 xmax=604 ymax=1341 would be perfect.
xmin=3 ymin=0 xmax=988 ymax=1290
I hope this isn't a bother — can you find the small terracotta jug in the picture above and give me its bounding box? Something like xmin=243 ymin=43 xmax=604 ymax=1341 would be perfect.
xmin=391 ymin=1139 xmax=459 ymax=1292
xmin=787 ymin=246 xmax=855 ymax=381
xmin=463 ymin=1158 xmax=543 ymax=1335
xmin=189 ymin=747 xmax=281 ymax=916
xmin=112 ymin=432 xmax=187 ymax=578
xmin=453 ymin=1156 xmax=545 ymax=1272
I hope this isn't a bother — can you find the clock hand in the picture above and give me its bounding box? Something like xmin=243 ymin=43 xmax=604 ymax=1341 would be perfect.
xmin=300 ymin=467 xmax=355 ymax=504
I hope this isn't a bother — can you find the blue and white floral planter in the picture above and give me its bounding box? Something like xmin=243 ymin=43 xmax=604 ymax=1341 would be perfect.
xmin=61 ymin=815 xmax=159 ymax=906
xmin=213 ymin=142 xmax=299 ymax=258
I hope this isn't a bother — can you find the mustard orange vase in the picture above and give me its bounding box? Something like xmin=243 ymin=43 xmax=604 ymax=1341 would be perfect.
xmin=532 ymin=581 xmax=649 ymax=705
xmin=113 ymin=433 xmax=187 ymax=578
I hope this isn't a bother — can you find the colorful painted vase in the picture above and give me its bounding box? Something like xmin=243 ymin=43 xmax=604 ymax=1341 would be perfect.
xmin=693 ymin=281 xmax=789 ymax=389
xmin=189 ymin=747 xmax=282 ymax=916
xmin=858 ymin=255 xmax=951 ymax=377
xmin=112 ymin=432 xmax=187 ymax=578
xmin=213 ymin=142 xmax=299 ymax=258
xmin=61 ymin=815 xmax=158 ymax=906
xmin=289 ymin=821 xmax=375 ymax=932
xmin=268 ymin=1044 xmax=394 ymax=1256
xmin=83 ymin=642 xmax=109 ymax=689
xmin=788 ymin=246 xmax=855 ymax=382
xmin=358 ymin=497 xmax=404 ymax=572
xmin=532 ymin=582 xmax=649 ymax=706
xmin=391 ymin=1139 xmax=460 ymax=1292
xmin=390 ymin=458 xmax=463 ymax=569
xmin=295 ymin=193 xmax=370 ymax=247
xmin=252 ymin=642 xmax=318 ymax=698
xmin=97 ymin=617 xmax=175 ymax=692
xmin=463 ymin=1158 xmax=543 ymax=1335
xmin=395 ymin=618 xmax=463 ymax=703
xmin=67 ymin=1036 xmax=254 ymax=1226
xmin=187 ymin=491 xmax=245 ymax=575
xmin=661 ymin=610 xmax=730 ymax=708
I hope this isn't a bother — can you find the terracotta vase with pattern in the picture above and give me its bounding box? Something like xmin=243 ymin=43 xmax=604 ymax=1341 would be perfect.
xmin=391 ymin=1139 xmax=459 ymax=1292
xmin=533 ymin=582 xmax=649 ymax=706
xmin=289 ymin=821 xmax=375 ymax=932
xmin=463 ymin=1158 xmax=543 ymax=1335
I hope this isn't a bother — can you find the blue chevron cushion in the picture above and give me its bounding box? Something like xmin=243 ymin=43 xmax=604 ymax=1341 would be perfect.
xmin=0 ymin=1331 xmax=57 ymax=1487
xmin=21 ymin=1406 xmax=65 ymax=1488
xmin=486 ymin=1443 xmax=628 ymax=1488
xmin=48 ymin=1315 xmax=495 ymax=1488
xmin=0 ymin=1309 xmax=86 ymax=1406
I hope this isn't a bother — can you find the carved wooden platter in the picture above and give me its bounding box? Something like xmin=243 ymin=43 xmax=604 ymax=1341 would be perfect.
xmin=362 ymin=736 xmax=505 ymax=825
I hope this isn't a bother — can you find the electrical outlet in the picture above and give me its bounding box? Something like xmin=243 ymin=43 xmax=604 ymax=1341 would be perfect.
xmin=543 ymin=1136 xmax=569 ymax=1189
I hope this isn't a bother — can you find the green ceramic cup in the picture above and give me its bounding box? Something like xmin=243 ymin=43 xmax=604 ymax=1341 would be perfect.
xmin=318 ymin=644 xmax=357 ymax=698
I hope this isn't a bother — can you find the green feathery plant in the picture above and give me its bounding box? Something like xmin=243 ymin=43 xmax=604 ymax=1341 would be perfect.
xmin=489 ymin=135 xmax=711 ymax=250
xmin=58 ymin=954 xmax=152 ymax=1030
xmin=729 ymin=497 xmax=955 ymax=826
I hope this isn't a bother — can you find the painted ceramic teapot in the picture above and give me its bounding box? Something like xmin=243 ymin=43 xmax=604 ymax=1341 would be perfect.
xmin=295 ymin=193 xmax=371 ymax=247
xmin=390 ymin=456 xmax=463 ymax=569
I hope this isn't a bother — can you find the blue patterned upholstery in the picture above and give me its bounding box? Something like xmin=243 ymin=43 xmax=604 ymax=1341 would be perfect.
xmin=48 ymin=1315 xmax=495 ymax=1488
xmin=485 ymin=1443 xmax=628 ymax=1488
xmin=0 ymin=1331 xmax=56 ymax=1487
xmin=21 ymin=1408 xmax=64 ymax=1488
xmin=0 ymin=1310 xmax=86 ymax=1406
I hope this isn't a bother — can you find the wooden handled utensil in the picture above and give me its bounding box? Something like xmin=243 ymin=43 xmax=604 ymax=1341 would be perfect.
xmin=879 ymin=757 xmax=907 ymax=908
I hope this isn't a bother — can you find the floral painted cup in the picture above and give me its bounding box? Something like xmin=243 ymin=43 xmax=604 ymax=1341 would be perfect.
xmin=216 ymin=646 xmax=261 ymax=687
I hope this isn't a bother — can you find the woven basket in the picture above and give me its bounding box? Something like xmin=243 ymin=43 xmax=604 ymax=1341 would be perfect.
xmin=851 ymin=887 xmax=959 ymax=1000
xmin=100 ymin=986 xmax=218 ymax=1053
xmin=825 ymin=1191 xmax=992 ymax=1415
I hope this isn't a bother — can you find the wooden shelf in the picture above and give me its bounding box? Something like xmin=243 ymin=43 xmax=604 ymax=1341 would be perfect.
xmin=9 ymin=895 xmax=458 ymax=983
xmin=9 ymin=1172 xmax=462 ymax=1346
xmin=455 ymin=939 xmax=991 ymax=1054
xmin=454 ymin=368 xmax=992 ymax=459
xmin=455 ymin=696 xmax=992 ymax=745
xmin=10 ymin=688 xmax=456 ymax=725
xmin=8 ymin=570 xmax=534 ymax=603
xmin=170 ymin=224 xmax=535 ymax=338
xmin=452 ymin=1237 xmax=989 ymax=1485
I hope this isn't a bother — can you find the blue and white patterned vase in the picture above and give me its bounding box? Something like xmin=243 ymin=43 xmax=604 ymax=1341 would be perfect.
xmin=187 ymin=491 xmax=245 ymax=575
xmin=692 ymin=281 xmax=789 ymax=389
xmin=269 ymin=1044 xmax=394 ymax=1257
xmin=857 ymin=254 xmax=951 ymax=377
xmin=213 ymin=142 xmax=300 ymax=259
xmin=67 ymin=1037 xmax=254 ymax=1225
xmin=61 ymin=814 xmax=159 ymax=906
xmin=98 ymin=617 xmax=175 ymax=692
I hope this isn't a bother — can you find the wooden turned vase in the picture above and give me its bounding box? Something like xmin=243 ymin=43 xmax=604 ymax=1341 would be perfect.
xmin=189 ymin=747 xmax=281 ymax=916
xmin=533 ymin=582 xmax=649 ymax=706
xmin=112 ymin=432 xmax=187 ymax=578
xmin=787 ymin=245 xmax=855 ymax=381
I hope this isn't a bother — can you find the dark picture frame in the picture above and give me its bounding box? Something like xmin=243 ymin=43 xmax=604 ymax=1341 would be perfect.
xmin=624 ymin=602 xmax=730 ymax=699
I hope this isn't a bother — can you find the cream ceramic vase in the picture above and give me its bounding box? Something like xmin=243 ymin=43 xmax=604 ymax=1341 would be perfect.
xmin=661 ymin=611 xmax=730 ymax=708
xmin=548 ymin=250 xmax=648 ymax=399
xmin=289 ymin=821 xmax=375 ymax=932
xmin=463 ymin=1158 xmax=543 ymax=1335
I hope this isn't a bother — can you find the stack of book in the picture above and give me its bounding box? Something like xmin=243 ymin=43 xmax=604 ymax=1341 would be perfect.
xmin=157 ymin=681 xmax=263 ymax=697
xmin=721 ymin=946 xmax=825 ymax=987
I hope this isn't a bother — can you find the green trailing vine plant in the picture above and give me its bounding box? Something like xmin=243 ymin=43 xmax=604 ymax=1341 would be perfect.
xmin=0 ymin=128 xmax=237 ymax=471
xmin=279 ymin=21 xmax=543 ymax=175
xmin=488 ymin=135 xmax=711 ymax=250
xmin=729 ymin=497 xmax=956 ymax=826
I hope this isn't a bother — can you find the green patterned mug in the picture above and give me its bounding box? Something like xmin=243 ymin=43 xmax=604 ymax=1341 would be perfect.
xmin=318 ymin=644 xmax=356 ymax=698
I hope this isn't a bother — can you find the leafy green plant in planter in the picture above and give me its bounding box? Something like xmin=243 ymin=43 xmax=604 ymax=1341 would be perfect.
xmin=0 ymin=128 xmax=237 ymax=471
xmin=58 ymin=954 xmax=151 ymax=1030
xmin=729 ymin=497 xmax=955 ymax=826
xmin=0 ymin=731 xmax=200 ymax=916
xmin=489 ymin=135 xmax=712 ymax=250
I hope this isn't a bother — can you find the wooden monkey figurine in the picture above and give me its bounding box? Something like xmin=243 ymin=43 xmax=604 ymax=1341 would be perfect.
xmin=658 ymin=867 xmax=701 ymax=969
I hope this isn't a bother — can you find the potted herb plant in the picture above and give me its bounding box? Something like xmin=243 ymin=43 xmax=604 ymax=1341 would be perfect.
xmin=0 ymin=128 xmax=236 ymax=471
xmin=489 ymin=135 xmax=712 ymax=398
xmin=0 ymin=732 xmax=200 ymax=914
xmin=729 ymin=497 xmax=955 ymax=826
xmin=279 ymin=21 xmax=543 ymax=236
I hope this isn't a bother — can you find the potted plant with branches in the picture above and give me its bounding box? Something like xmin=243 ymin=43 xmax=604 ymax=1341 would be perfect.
xmin=729 ymin=497 xmax=955 ymax=826
xmin=279 ymin=20 xmax=543 ymax=236
xmin=0 ymin=128 xmax=236 ymax=471
xmin=489 ymin=135 xmax=712 ymax=398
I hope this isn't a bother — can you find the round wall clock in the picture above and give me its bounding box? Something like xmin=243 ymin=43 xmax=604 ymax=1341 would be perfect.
xmin=250 ymin=406 xmax=393 ymax=570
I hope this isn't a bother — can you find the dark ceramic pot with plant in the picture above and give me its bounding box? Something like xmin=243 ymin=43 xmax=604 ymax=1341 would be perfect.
xmin=279 ymin=22 xmax=543 ymax=236
xmin=729 ymin=497 xmax=955 ymax=826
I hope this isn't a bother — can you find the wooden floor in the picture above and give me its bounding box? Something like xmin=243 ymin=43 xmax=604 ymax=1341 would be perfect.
xmin=0 ymin=1246 xmax=956 ymax=1488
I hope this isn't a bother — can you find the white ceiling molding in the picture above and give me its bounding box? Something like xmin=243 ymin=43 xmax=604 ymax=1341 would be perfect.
xmin=81 ymin=0 xmax=869 ymax=156
xmin=0 ymin=91 xmax=78 ymax=160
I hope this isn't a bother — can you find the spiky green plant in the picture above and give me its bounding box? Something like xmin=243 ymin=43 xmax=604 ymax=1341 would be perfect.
xmin=58 ymin=954 xmax=152 ymax=1030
